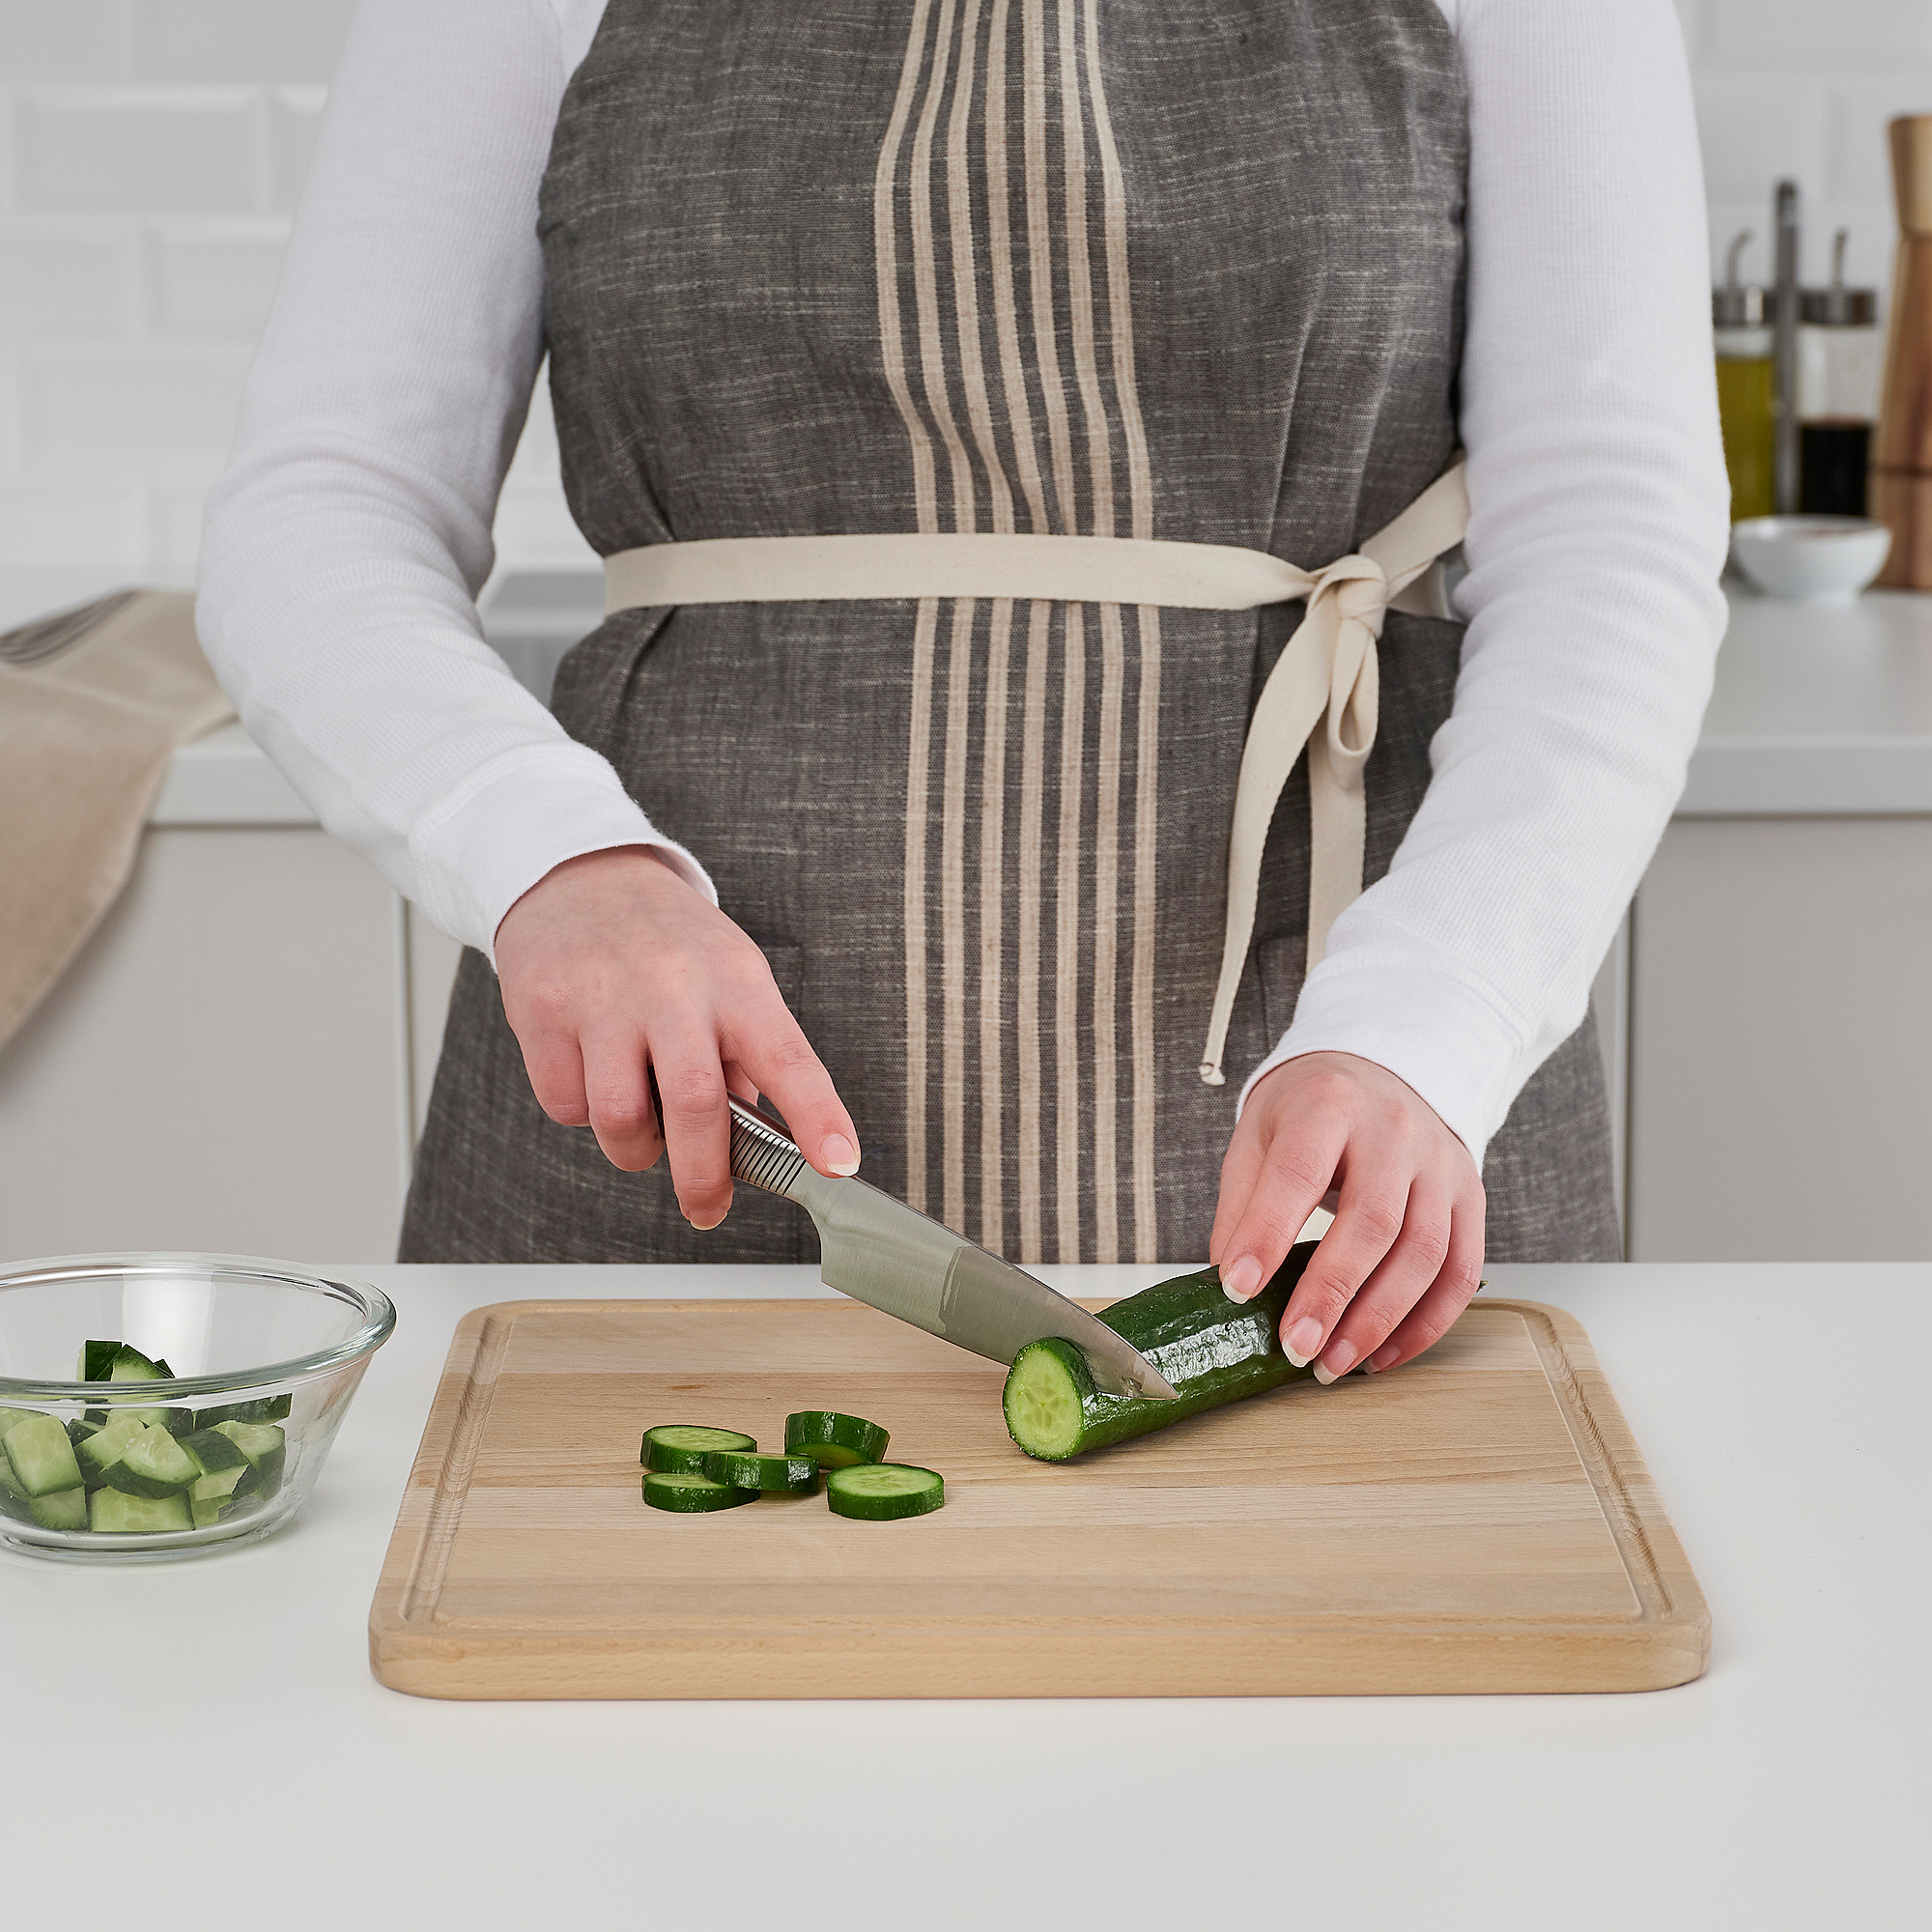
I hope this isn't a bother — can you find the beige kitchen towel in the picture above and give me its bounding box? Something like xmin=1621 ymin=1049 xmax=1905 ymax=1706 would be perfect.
xmin=0 ymin=588 xmax=236 ymax=1051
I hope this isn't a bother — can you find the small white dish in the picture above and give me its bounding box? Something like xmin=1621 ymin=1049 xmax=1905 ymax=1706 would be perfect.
xmin=1729 ymin=515 xmax=1892 ymax=604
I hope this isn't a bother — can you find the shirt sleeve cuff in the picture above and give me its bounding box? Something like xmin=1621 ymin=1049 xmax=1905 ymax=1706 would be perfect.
xmin=1235 ymin=963 xmax=1535 ymax=1174
xmin=406 ymin=741 xmax=719 ymax=966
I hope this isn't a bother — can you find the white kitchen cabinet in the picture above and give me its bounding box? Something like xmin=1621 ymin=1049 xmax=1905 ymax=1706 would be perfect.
xmin=1626 ymin=816 xmax=1932 ymax=1262
xmin=0 ymin=825 xmax=410 ymax=1259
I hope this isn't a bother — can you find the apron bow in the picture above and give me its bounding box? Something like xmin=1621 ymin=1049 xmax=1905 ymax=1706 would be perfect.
xmin=596 ymin=461 xmax=1471 ymax=1095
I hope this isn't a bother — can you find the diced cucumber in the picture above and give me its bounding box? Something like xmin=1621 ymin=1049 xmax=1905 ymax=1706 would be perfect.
xmin=701 ymin=1449 xmax=818 ymax=1494
xmin=641 ymin=1424 xmax=756 ymax=1474
xmin=75 ymin=1413 xmax=149 ymax=1486
xmin=192 ymin=1393 xmax=292 ymax=1429
xmin=190 ymin=1495 xmax=237 ymax=1528
xmin=77 ymin=1340 xmax=121 ymax=1380
xmin=179 ymin=1427 xmax=248 ymax=1476
xmin=108 ymin=1345 xmax=170 ymax=1382
xmin=28 ymin=1486 xmax=87 ymax=1531
xmin=642 ymin=1469 xmax=758 ymax=1513
xmin=102 ymin=1423 xmax=200 ymax=1498
xmin=89 ymin=1489 xmax=192 ymax=1534
xmin=188 ymin=1464 xmax=254 ymax=1505
xmin=783 ymin=1410 xmax=889 ymax=1469
xmin=825 ymin=1463 xmax=945 ymax=1520
xmin=3 ymin=1413 xmax=86 ymax=1498
xmin=211 ymin=1420 xmax=285 ymax=1499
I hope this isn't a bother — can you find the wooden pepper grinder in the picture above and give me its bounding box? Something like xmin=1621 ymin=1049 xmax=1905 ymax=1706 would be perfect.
xmin=1872 ymin=116 xmax=1932 ymax=584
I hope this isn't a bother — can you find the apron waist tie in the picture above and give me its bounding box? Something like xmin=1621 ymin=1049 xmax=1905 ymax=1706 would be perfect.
xmin=602 ymin=460 xmax=1471 ymax=1090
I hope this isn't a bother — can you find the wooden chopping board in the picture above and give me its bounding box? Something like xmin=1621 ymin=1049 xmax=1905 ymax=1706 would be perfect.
xmin=369 ymin=1295 xmax=1708 ymax=1699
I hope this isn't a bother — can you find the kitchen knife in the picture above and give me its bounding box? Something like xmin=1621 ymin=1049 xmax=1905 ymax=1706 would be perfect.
xmin=720 ymin=1092 xmax=1179 ymax=1400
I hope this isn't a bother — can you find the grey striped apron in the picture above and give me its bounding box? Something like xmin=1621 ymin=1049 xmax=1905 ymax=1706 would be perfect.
xmin=399 ymin=0 xmax=1620 ymax=1266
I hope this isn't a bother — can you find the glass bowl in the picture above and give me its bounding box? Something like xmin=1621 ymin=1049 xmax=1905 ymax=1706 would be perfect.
xmin=0 ymin=1252 xmax=394 ymax=1563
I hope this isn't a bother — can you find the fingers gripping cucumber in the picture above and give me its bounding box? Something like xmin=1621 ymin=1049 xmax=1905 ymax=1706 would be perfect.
xmin=1004 ymin=1241 xmax=1326 ymax=1462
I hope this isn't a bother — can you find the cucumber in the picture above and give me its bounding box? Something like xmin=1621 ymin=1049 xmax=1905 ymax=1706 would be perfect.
xmin=178 ymin=1428 xmax=248 ymax=1476
xmin=701 ymin=1449 xmax=818 ymax=1494
xmin=2 ymin=1412 xmax=86 ymax=1498
xmin=193 ymin=1394 xmax=293 ymax=1430
xmin=102 ymin=1423 xmax=200 ymax=1498
xmin=75 ymin=1413 xmax=149 ymax=1487
xmin=78 ymin=1339 xmax=121 ymax=1380
xmin=109 ymin=1345 xmax=172 ymax=1382
xmin=191 ymin=1495 xmax=238 ymax=1527
xmin=188 ymin=1464 xmax=255 ymax=1506
xmin=29 ymin=1487 xmax=88 ymax=1531
xmin=89 ymin=1489 xmax=192 ymax=1534
xmin=210 ymin=1420 xmax=285 ymax=1499
xmin=642 ymin=1469 xmax=758 ymax=1513
xmin=641 ymin=1424 xmax=756 ymax=1474
xmin=783 ymin=1410 xmax=889 ymax=1469
xmin=825 ymin=1463 xmax=944 ymax=1520
xmin=1003 ymin=1241 xmax=1326 ymax=1463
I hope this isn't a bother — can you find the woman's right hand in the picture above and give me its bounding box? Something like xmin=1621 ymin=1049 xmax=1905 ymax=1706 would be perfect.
xmin=492 ymin=844 xmax=860 ymax=1228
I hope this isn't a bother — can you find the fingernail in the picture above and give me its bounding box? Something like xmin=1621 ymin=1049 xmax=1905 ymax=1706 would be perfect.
xmin=1221 ymin=1256 xmax=1263 ymax=1303
xmin=821 ymin=1134 xmax=860 ymax=1177
xmin=1313 ymin=1338 xmax=1356 ymax=1385
xmin=1283 ymin=1315 xmax=1322 ymax=1367
xmin=1365 ymin=1343 xmax=1402 ymax=1373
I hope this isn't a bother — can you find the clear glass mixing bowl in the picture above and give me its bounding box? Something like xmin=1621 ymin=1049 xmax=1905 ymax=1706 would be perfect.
xmin=0 ymin=1252 xmax=394 ymax=1562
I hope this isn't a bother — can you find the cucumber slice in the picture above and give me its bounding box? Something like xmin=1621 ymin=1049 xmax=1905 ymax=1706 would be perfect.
xmin=641 ymin=1424 xmax=756 ymax=1474
xmin=193 ymin=1393 xmax=292 ymax=1429
xmin=189 ymin=1464 xmax=254 ymax=1505
xmin=701 ymin=1449 xmax=818 ymax=1494
xmin=2 ymin=1413 xmax=86 ymax=1498
xmin=1002 ymin=1243 xmax=1327 ymax=1463
xmin=642 ymin=1469 xmax=758 ymax=1513
xmin=103 ymin=1423 xmax=200 ymax=1498
xmin=28 ymin=1486 xmax=88 ymax=1531
xmin=783 ymin=1410 xmax=889 ymax=1469
xmin=178 ymin=1427 xmax=248 ymax=1476
xmin=826 ymin=1463 xmax=945 ymax=1520
xmin=75 ymin=1413 xmax=149 ymax=1486
xmin=211 ymin=1420 xmax=285 ymax=1498
xmin=78 ymin=1340 xmax=121 ymax=1381
xmin=89 ymin=1488 xmax=192 ymax=1534
xmin=108 ymin=1345 xmax=169 ymax=1382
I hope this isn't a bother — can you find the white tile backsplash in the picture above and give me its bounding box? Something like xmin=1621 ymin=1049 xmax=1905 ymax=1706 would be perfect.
xmin=0 ymin=2 xmax=132 ymax=84
xmin=0 ymin=0 xmax=1928 ymax=585
xmin=0 ymin=483 xmax=144 ymax=567
xmin=20 ymin=347 xmax=253 ymax=477
xmin=1704 ymin=0 xmax=1932 ymax=70
xmin=145 ymin=218 xmax=288 ymax=336
xmin=15 ymin=89 xmax=268 ymax=215
xmin=0 ymin=223 xmax=136 ymax=338
xmin=130 ymin=0 xmax=357 ymax=85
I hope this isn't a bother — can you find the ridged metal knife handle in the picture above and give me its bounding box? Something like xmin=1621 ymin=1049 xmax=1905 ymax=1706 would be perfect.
xmin=725 ymin=1094 xmax=810 ymax=1198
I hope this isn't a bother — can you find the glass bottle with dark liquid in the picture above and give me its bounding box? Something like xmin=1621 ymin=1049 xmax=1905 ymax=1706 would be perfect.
xmin=1799 ymin=231 xmax=1881 ymax=518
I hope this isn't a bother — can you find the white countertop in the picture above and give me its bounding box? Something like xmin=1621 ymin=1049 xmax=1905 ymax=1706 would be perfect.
xmin=2 ymin=1260 xmax=1921 ymax=1931
xmin=10 ymin=567 xmax=1932 ymax=823
xmin=1683 ymin=586 xmax=1932 ymax=813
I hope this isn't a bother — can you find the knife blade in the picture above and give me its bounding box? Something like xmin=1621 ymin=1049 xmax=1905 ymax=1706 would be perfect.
xmin=721 ymin=1092 xmax=1179 ymax=1400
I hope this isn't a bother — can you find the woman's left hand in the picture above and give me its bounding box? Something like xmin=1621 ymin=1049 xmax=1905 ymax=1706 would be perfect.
xmin=1208 ymin=1051 xmax=1485 ymax=1380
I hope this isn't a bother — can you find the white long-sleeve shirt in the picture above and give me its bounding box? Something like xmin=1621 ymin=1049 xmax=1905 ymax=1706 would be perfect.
xmin=195 ymin=0 xmax=1729 ymax=1171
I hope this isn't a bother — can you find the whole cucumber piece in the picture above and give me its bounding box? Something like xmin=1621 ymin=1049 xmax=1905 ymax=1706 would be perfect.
xmin=1003 ymin=1241 xmax=1327 ymax=1462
